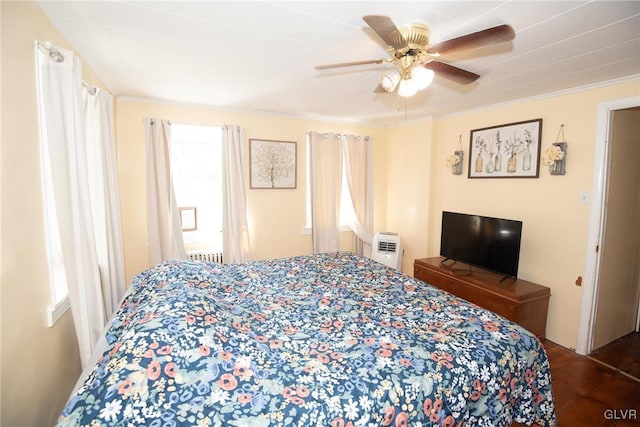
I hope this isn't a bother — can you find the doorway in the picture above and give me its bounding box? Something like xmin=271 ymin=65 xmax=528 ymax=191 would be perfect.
xmin=589 ymin=331 xmax=640 ymax=381
xmin=577 ymin=97 xmax=640 ymax=356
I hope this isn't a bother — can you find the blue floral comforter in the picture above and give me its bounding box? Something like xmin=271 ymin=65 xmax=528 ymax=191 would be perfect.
xmin=58 ymin=252 xmax=555 ymax=426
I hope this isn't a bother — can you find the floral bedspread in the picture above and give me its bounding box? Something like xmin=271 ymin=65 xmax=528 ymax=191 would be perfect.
xmin=58 ymin=252 xmax=555 ymax=426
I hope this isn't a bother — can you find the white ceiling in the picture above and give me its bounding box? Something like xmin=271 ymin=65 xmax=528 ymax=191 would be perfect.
xmin=37 ymin=1 xmax=640 ymax=127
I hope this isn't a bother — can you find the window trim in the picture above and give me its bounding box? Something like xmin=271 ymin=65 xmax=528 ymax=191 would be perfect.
xmin=47 ymin=295 xmax=70 ymax=327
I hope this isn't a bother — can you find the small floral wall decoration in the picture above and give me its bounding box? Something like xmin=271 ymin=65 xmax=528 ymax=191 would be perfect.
xmin=542 ymin=143 xmax=566 ymax=175
xmin=468 ymin=119 xmax=542 ymax=178
xmin=446 ymin=151 xmax=463 ymax=175
xmin=542 ymin=124 xmax=567 ymax=175
xmin=446 ymin=135 xmax=464 ymax=175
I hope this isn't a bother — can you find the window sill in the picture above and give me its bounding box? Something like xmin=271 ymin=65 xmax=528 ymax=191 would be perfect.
xmin=47 ymin=295 xmax=70 ymax=327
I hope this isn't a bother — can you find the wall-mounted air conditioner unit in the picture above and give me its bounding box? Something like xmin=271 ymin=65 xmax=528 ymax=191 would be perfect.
xmin=371 ymin=232 xmax=403 ymax=270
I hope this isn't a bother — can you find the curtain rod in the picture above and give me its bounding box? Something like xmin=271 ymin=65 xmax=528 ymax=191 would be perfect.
xmin=141 ymin=119 xmax=245 ymax=132
xmin=37 ymin=40 xmax=103 ymax=96
xmin=82 ymin=81 xmax=98 ymax=95
xmin=307 ymin=131 xmax=370 ymax=142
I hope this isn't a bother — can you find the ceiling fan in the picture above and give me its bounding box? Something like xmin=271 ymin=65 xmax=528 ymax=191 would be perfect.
xmin=316 ymin=15 xmax=515 ymax=97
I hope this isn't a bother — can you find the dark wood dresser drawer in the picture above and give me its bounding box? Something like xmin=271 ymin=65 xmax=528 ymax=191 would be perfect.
xmin=414 ymin=257 xmax=550 ymax=339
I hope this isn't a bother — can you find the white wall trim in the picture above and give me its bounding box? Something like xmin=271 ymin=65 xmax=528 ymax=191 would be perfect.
xmin=117 ymin=96 xmax=388 ymax=128
xmin=576 ymin=95 xmax=640 ymax=355
xmin=117 ymin=75 xmax=639 ymax=129
xmin=440 ymin=74 xmax=640 ymax=121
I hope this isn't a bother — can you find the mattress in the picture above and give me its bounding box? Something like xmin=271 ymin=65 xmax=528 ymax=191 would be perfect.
xmin=57 ymin=252 xmax=555 ymax=426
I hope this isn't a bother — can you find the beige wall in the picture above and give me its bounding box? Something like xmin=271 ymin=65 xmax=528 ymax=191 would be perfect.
xmin=387 ymin=79 xmax=640 ymax=349
xmin=386 ymin=119 xmax=434 ymax=273
xmin=116 ymin=99 xmax=389 ymax=282
xmin=1 ymin=2 xmax=106 ymax=426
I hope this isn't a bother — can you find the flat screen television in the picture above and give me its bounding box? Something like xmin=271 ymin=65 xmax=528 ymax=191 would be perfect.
xmin=440 ymin=211 xmax=523 ymax=280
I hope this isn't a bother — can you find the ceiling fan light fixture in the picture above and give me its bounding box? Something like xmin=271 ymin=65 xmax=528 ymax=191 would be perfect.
xmin=380 ymin=69 xmax=401 ymax=92
xmin=318 ymin=15 xmax=517 ymax=105
xmin=399 ymin=22 xmax=430 ymax=49
xmin=397 ymin=78 xmax=418 ymax=98
xmin=411 ymin=66 xmax=435 ymax=90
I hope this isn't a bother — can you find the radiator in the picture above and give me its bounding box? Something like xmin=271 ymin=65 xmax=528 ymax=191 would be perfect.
xmin=187 ymin=252 xmax=223 ymax=264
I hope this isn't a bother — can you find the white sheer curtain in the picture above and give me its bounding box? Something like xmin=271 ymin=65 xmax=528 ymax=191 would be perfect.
xmin=342 ymin=135 xmax=374 ymax=256
xmin=145 ymin=119 xmax=187 ymax=265
xmin=309 ymin=132 xmax=343 ymax=253
xmin=221 ymin=125 xmax=251 ymax=263
xmin=84 ymin=89 xmax=126 ymax=316
xmin=36 ymin=44 xmax=106 ymax=368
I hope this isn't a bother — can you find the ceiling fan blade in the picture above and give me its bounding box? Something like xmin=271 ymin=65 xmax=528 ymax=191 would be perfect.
xmin=363 ymin=15 xmax=407 ymax=50
xmin=315 ymin=59 xmax=386 ymax=70
xmin=427 ymin=24 xmax=515 ymax=55
xmin=423 ymin=61 xmax=480 ymax=85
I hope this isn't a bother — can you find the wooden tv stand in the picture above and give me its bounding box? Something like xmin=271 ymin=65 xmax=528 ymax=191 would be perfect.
xmin=414 ymin=257 xmax=550 ymax=339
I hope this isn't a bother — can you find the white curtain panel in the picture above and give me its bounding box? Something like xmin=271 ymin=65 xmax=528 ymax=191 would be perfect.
xmin=84 ymin=89 xmax=126 ymax=316
xmin=342 ymin=135 xmax=374 ymax=256
xmin=309 ymin=132 xmax=343 ymax=253
xmin=144 ymin=119 xmax=187 ymax=265
xmin=36 ymin=45 xmax=106 ymax=368
xmin=221 ymin=125 xmax=251 ymax=263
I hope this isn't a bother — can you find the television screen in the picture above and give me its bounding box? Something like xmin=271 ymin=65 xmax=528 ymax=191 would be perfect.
xmin=440 ymin=211 xmax=522 ymax=279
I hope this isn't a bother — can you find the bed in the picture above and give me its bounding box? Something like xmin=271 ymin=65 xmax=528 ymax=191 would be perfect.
xmin=57 ymin=252 xmax=556 ymax=426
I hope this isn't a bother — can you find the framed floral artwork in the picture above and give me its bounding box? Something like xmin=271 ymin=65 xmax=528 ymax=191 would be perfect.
xmin=249 ymin=139 xmax=297 ymax=189
xmin=468 ymin=118 xmax=542 ymax=178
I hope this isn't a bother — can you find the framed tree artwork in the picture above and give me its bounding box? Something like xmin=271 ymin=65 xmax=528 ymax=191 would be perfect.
xmin=468 ymin=118 xmax=543 ymax=178
xmin=249 ymin=139 xmax=297 ymax=189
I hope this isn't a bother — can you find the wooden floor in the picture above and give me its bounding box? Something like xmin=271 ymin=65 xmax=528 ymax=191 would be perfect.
xmin=589 ymin=332 xmax=640 ymax=380
xmin=542 ymin=339 xmax=640 ymax=426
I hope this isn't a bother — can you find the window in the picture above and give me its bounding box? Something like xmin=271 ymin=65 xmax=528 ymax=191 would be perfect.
xmin=38 ymin=124 xmax=71 ymax=325
xmin=36 ymin=51 xmax=70 ymax=326
xmin=304 ymin=138 xmax=353 ymax=232
xmin=170 ymin=124 xmax=223 ymax=254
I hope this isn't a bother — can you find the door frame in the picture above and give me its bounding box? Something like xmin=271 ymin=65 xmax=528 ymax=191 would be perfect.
xmin=576 ymin=96 xmax=640 ymax=355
